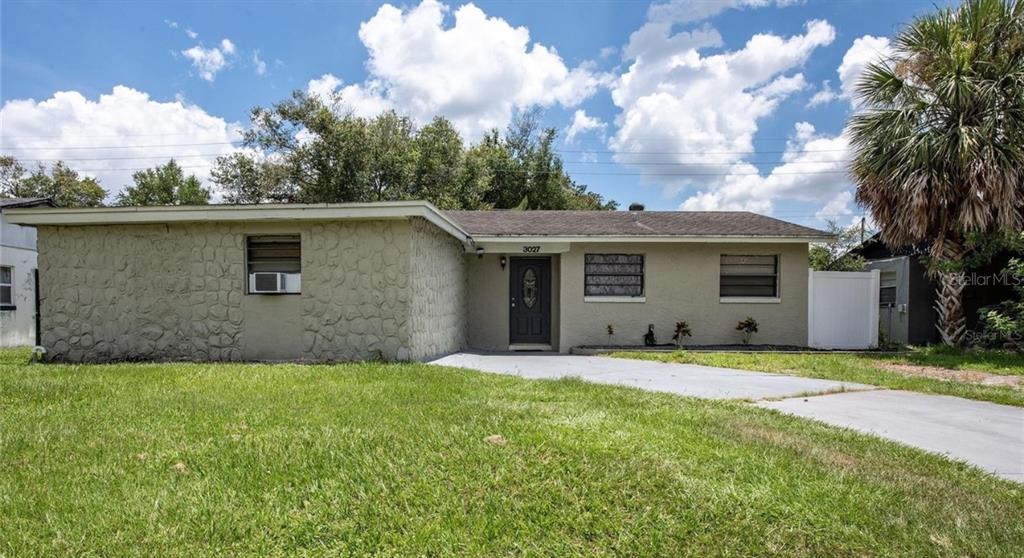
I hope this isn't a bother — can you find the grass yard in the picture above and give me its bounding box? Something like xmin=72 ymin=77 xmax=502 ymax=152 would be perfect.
xmin=613 ymin=346 xmax=1024 ymax=407
xmin=1 ymin=347 xmax=1022 ymax=556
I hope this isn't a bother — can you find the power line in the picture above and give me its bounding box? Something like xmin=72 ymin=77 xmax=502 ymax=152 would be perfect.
xmin=48 ymin=162 xmax=850 ymax=177
xmin=0 ymin=141 xmax=243 ymax=150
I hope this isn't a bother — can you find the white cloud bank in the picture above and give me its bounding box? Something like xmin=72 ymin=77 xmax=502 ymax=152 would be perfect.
xmin=181 ymin=38 xmax=237 ymax=81
xmin=307 ymin=0 xmax=606 ymax=138
xmin=0 ymin=86 xmax=242 ymax=199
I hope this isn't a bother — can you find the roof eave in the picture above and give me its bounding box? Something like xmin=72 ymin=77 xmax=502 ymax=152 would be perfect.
xmin=469 ymin=234 xmax=830 ymax=243
xmin=4 ymin=201 xmax=473 ymax=245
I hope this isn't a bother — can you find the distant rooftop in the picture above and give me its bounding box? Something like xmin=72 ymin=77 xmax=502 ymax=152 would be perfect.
xmin=0 ymin=197 xmax=53 ymax=211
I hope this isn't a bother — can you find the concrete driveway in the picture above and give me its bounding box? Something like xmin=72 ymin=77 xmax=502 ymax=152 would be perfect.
xmin=430 ymin=352 xmax=873 ymax=400
xmin=430 ymin=352 xmax=1024 ymax=482
xmin=760 ymin=390 xmax=1024 ymax=482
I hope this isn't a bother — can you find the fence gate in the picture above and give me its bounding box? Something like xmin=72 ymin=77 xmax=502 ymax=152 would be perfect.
xmin=808 ymin=269 xmax=880 ymax=349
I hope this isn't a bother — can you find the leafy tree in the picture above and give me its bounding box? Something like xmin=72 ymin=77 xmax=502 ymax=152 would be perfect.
xmin=848 ymin=0 xmax=1024 ymax=345
xmin=210 ymin=153 xmax=293 ymax=204
xmin=211 ymin=92 xmax=617 ymax=210
xmin=116 ymin=160 xmax=210 ymax=206
xmin=0 ymin=156 xmax=107 ymax=207
xmin=809 ymin=221 xmax=870 ymax=271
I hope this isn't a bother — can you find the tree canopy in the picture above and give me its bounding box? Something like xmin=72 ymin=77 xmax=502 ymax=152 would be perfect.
xmin=116 ymin=160 xmax=210 ymax=206
xmin=0 ymin=156 xmax=107 ymax=207
xmin=808 ymin=221 xmax=871 ymax=271
xmin=210 ymin=93 xmax=617 ymax=210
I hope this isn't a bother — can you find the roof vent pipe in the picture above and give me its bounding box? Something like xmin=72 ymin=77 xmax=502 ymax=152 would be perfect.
xmin=628 ymin=202 xmax=645 ymax=211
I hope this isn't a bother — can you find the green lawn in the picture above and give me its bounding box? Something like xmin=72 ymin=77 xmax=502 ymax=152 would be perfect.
xmin=612 ymin=347 xmax=1024 ymax=408
xmin=1 ymin=348 xmax=1022 ymax=556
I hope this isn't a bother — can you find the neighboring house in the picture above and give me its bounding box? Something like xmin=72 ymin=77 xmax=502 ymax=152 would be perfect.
xmin=0 ymin=197 xmax=54 ymax=347
xmin=6 ymin=202 xmax=828 ymax=362
xmin=854 ymin=234 xmax=1016 ymax=345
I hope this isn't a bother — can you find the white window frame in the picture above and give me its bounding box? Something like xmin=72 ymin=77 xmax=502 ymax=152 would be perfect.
xmin=0 ymin=265 xmax=14 ymax=309
xmin=719 ymin=254 xmax=781 ymax=303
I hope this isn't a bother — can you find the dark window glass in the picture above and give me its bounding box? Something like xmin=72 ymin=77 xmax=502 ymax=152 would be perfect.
xmin=880 ymin=272 xmax=897 ymax=306
xmin=585 ymin=254 xmax=644 ymax=297
xmin=247 ymin=235 xmax=301 ymax=274
xmin=720 ymin=255 xmax=778 ymax=298
xmin=0 ymin=266 xmax=12 ymax=306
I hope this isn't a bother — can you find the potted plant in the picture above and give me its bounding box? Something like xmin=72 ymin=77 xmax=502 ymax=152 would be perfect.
xmin=736 ymin=317 xmax=759 ymax=345
xmin=606 ymin=324 xmax=615 ymax=346
xmin=671 ymin=321 xmax=692 ymax=348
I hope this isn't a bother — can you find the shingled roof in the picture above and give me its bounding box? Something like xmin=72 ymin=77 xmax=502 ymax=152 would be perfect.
xmin=443 ymin=210 xmax=829 ymax=238
xmin=0 ymin=197 xmax=54 ymax=211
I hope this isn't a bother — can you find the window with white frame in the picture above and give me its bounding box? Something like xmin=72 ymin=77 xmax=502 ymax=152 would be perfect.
xmin=719 ymin=255 xmax=779 ymax=298
xmin=246 ymin=235 xmax=301 ymax=294
xmin=0 ymin=266 xmax=13 ymax=308
xmin=584 ymin=254 xmax=644 ymax=297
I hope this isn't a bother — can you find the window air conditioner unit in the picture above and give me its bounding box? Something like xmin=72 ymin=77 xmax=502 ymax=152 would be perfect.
xmin=249 ymin=272 xmax=301 ymax=294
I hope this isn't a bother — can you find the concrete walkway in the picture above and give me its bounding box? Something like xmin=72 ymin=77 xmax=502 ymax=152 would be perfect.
xmin=430 ymin=352 xmax=1024 ymax=482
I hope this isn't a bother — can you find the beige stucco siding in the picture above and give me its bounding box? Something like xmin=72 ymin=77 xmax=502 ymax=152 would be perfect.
xmin=36 ymin=218 xmax=463 ymax=362
xmin=37 ymin=223 xmax=247 ymax=362
xmin=558 ymin=242 xmax=809 ymax=349
xmin=407 ymin=218 xmax=467 ymax=359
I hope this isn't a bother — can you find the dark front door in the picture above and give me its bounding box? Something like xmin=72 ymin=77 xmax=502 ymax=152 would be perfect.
xmin=509 ymin=257 xmax=551 ymax=345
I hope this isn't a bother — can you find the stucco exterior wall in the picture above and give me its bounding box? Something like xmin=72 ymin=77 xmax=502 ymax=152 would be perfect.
xmin=407 ymin=218 xmax=466 ymax=359
xmin=558 ymin=242 xmax=810 ymax=349
xmin=35 ymin=218 xmax=465 ymax=362
xmin=0 ymin=244 xmax=38 ymax=347
xmin=2 ymin=213 xmax=40 ymax=347
xmin=301 ymin=220 xmax=413 ymax=361
xmin=37 ymin=223 xmax=246 ymax=362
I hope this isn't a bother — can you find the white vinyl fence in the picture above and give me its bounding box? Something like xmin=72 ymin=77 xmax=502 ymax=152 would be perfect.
xmin=807 ymin=269 xmax=880 ymax=349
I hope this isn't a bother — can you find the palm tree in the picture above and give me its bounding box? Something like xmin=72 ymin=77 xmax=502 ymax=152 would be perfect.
xmin=849 ymin=0 xmax=1024 ymax=345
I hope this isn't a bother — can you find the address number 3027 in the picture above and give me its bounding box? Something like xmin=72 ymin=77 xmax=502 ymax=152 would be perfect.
xmin=522 ymin=245 xmax=541 ymax=253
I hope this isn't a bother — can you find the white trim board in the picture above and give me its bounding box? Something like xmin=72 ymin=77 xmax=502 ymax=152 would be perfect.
xmin=5 ymin=201 xmax=473 ymax=245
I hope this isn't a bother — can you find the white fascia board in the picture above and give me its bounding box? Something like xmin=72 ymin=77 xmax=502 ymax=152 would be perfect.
xmin=469 ymin=235 xmax=826 ymax=244
xmin=5 ymin=201 xmax=473 ymax=245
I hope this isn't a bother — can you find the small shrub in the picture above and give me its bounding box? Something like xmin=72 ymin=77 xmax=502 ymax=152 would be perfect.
xmin=643 ymin=324 xmax=657 ymax=346
xmin=671 ymin=321 xmax=692 ymax=347
xmin=606 ymin=324 xmax=615 ymax=346
xmin=736 ymin=317 xmax=759 ymax=344
xmin=977 ymin=259 xmax=1024 ymax=352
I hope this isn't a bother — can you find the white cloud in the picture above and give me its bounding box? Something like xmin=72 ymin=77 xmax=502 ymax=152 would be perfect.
xmin=185 ymin=28 xmax=198 ymax=40
xmin=310 ymin=0 xmax=606 ymax=137
xmin=807 ymin=35 xmax=892 ymax=108
xmin=253 ymin=51 xmax=267 ymax=76
xmin=836 ymin=35 xmax=891 ymax=106
xmin=815 ymin=190 xmax=853 ymax=221
xmin=807 ymin=80 xmax=838 ymax=107
xmin=0 ymin=86 xmax=243 ymax=199
xmin=565 ymin=109 xmax=606 ymax=143
xmin=646 ymin=0 xmax=801 ymax=25
xmin=610 ymin=15 xmax=835 ymax=204
xmin=181 ymin=38 xmax=237 ymax=81
xmin=164 ymin=19 xmax=179 ymax=29
xmin=679 ymin=122 xmax=850 ymax=213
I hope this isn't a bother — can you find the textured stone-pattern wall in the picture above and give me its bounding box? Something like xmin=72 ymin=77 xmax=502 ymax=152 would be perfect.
xmin=301 ymin=221 xmax=413 ymax=361
xmin=408 ymin=218 xmax=466 ymax=360
xmin=37 ymin=224 xmax=244 ymax=362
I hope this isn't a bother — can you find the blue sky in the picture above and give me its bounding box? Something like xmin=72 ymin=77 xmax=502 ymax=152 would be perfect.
xmin=1 ymin=0 xmax=953 ymax=225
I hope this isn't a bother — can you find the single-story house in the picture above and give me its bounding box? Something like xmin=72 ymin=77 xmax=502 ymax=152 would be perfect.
xmin=1 ymin=197 xmax=55 ymax=347
xmin=5 ymin=201 xmax=829 ymax=362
